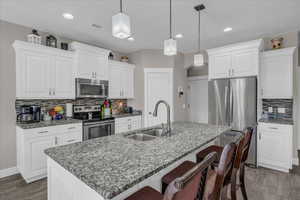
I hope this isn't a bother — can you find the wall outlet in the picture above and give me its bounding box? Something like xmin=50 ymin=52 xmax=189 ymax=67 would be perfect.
xmin=278 ymin=107 xmax=286 ymax=113
xmin=268 ymin=107 xmax=273 ymax=113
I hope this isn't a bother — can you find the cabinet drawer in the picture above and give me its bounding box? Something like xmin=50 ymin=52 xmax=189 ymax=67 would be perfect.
xmin=23 ymin=127 xmax=56 ymax=139
xmin=57 ymin=132 xmax=82 ymax=146
xmin=258 ymin=123 xmax=292 ymax=133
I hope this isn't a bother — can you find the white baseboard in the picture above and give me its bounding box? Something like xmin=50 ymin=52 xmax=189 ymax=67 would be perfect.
xmin=293 ymin=158 xmax=299 ymax=166
xmin=0 ymin=167 xmax=18 ymax=178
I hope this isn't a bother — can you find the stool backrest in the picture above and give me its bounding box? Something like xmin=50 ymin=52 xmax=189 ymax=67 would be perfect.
xmin=233 ymin=127 xmax=254 ymax=169
xmin=163 ymin=152 xmax=218 ymax=200
xmin=241 ymin=127 xmax=254 ymax=163
xmin=210 ymin=143 xmax=237 ymax=200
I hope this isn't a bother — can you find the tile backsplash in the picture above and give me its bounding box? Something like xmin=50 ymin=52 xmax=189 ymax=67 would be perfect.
xmin=16 ymin=99 xmax=127 ymax=116
xmin=262 ymin=99 xmax=293 ymax=120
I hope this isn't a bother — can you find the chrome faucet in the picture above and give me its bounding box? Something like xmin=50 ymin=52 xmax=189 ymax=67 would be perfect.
xmin=153 ymin=100 xmax=171 ymax=136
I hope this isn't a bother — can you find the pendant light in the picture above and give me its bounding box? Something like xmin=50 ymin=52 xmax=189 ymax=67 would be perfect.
xmin=164 ymin=0 xmax=177 ymax=56
xmin=112 ymin=0 xmax=131 ymax=39
xmin=194 ymin=4 xmax=205 ymax=67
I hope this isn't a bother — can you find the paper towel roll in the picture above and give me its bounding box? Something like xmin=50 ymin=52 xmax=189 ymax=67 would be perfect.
xmin=66 ymin=103 xmax=73 ymax=118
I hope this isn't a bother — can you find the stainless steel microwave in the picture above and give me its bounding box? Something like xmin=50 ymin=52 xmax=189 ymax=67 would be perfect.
xmin=76 ymin=78 xmax=108 ymax=98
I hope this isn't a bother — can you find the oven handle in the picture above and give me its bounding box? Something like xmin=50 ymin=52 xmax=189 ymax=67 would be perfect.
xmin=84 ymin=121 xmax=115 ymax=127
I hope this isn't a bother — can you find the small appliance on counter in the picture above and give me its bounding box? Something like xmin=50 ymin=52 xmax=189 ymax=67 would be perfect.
xmin=124 ymin=106 xmax=133 ymax=114
xmin=17 ymin=105 xmax=41 ymax=123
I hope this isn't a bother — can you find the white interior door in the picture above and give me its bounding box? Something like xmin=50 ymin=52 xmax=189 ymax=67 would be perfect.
xmin=187 ymin=76 xmax=208 ymax=123
xmin=144 ymin=68 xmax=173 ymax=127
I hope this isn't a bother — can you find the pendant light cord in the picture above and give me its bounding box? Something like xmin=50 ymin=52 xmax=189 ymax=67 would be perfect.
xmin=198 ymin=10 xmax=201 ymax=52
xmin=120 ymin=0 xmax=123 ymax=13
xmin=169 ymin=0 xmax=172 ymax=39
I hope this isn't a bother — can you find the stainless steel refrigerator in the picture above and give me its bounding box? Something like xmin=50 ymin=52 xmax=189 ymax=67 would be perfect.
xmin=208 ymin=77 xmax=257 ymax=167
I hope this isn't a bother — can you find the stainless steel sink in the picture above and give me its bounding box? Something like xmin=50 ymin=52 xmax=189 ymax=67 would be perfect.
xmin=141 ymin=128 xmax=165 ymax=137
xmin=124 ymin=127 xmax=166 ymax=141
xmin=125 ymin=133 xmax=157 ymax=141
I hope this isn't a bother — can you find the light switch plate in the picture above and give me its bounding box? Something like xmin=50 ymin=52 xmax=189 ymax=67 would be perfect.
xmin=278 ymin=108 xmax=286 ymax=113
xmin=268 ymin=107 xmax=273 ymax=113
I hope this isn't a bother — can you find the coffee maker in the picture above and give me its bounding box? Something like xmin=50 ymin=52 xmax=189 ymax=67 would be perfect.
xmin=17 ymin=105 xmax=41 ymax=123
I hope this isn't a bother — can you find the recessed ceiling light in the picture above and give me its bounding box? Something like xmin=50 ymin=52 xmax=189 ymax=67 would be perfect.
xmin=175 ymin=33 xmax=183 ymax=39
xmin=224 ymin=27 xmax=233 ymax=32
xmin=62 ymin=13 xmax=74 ymax=20
xmin=128 ymin=37 xmax=135 ymax=41
xmin=92 ymin=24 xmax=102 ymax=29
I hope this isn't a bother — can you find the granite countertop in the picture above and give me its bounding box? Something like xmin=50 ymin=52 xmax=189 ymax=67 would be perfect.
xmin=258 ymin=118 xmax=294 ymax=125
xmin=16 ymin=118 xmax=82 ymax=129
xmin=45 ymin=122 xmax=230 ymax=199
xmin=112 ymin=111 xmax=142 ymax=118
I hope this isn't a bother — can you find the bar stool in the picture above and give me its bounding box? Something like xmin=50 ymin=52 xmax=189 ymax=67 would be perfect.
xmin=197 ymin=128 xmax=254 ymax=200
xmin=160 ymin=143 xmax=236 ymax=200
xmin=124 ymin=152 xmax=218 ymax=200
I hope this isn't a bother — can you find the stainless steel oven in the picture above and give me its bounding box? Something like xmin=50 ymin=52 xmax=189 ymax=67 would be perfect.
xmin=83 ymin=120 xmax=115 ymax=141
xmin=76 ymin=78 xmax=109 ymax=98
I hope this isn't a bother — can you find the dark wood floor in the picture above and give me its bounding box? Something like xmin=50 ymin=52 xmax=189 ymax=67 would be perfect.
xmin=1 ymin=166 xmax=300 ymax=200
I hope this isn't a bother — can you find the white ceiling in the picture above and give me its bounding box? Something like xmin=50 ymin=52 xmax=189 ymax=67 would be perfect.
xmin=1 ymin=0 xmax=300 ymax=54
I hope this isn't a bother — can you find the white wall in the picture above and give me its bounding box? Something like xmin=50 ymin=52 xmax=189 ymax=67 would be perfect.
xmin=128 ymin=50 xmax=188 ymax=124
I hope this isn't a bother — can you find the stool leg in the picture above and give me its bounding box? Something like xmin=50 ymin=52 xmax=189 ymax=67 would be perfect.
xmin=230 ymin=172 xmax=237 ymax=200
xmin=239 ymin=164 xmax=248 ymax=200
xmin=162 ymin=182 xmax=168 ymax=194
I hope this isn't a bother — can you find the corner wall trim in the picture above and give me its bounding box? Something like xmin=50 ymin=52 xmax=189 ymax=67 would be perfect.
xmin=293 ymin=158 xmax=299 ymax=166
xmin=0 ymin=167 xmax=18 ymax=178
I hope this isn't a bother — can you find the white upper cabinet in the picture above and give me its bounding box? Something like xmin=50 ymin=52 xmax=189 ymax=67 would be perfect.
xmin=13 ymin=41 xmax=75 ymax=99
xmin=260 ymin=47 xmax=296 ymax=99
xmin=108 ymin=60 xmax=135 ymax=99
xmin=207 ymin=39 xmax=263 ymax=80
xmin=70 ymin=42 xmax=110 ymax=80
xmin=209 ymin=53 xmax=231 ymax=79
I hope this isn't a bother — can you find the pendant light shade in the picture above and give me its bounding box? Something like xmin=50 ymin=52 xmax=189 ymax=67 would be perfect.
xmin=164 ymin=38 xmax=177 ymax=56
xmin=112 ymin=0 xmax=131 ymax=39
xmin=194 ymin=53 xmax=204 ymax=66
xmin=194 ymin=4 xmax=205 ymax=67
xmin=164 ymin=0 xmax=177 ymax=56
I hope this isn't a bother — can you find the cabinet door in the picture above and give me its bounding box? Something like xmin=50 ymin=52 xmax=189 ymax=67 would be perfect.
xmin=109 ymin=65 xmax=122 ymax=98
xmin=25 ymin=136 xmax=56 ymax=177
xmin=76 ymin=51 xmax=98 ymax=79
xmin=131 ymin=116 xmax=142 ymax=130
xmin=258 ymin=128 xmax=290 ymax=170
xmin=121 ymin=67 xmax=134 ymax=99
xmin=76 ymin=51 xmax=108 ymax=80
xmin=95 ymin=56 xmax=108 ymax=80
xmin=52 ymin=56 xmax=75 ymax=99
xmin=56 ymin=131 xmax=82 ymax=146
xmin=260 ymin=55 xmax=293 ymax=98
xmin=20 ymin=51 xmax=51 ymax=98
xmin=231 ymin=49 xmax=258 ymax=77
xmin=209 ymin=53 xmax=231 ymax=79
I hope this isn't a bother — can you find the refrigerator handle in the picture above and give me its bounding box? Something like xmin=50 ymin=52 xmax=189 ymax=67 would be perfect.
xmin=229 ymin=85 xmax=234 ymax=126
xmin=225 ymin=86 xmax=229 ymax=125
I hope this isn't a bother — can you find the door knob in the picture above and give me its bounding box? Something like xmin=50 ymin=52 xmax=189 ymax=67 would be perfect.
xmin=149 ymin=112 xmax=152 ymax=115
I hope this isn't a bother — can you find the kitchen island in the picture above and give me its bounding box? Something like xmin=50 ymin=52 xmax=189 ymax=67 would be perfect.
xmin=45 ymin=122 xmax=233 ymax=200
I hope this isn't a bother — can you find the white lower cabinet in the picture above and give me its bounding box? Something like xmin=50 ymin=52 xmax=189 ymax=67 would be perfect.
xmin=257 ymin=123 xmax=293 ymax=172
xmin=115 ymin=116 xmax=142 ymax=134
xmin=17 ymin=123 xmax=82 ymax=183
